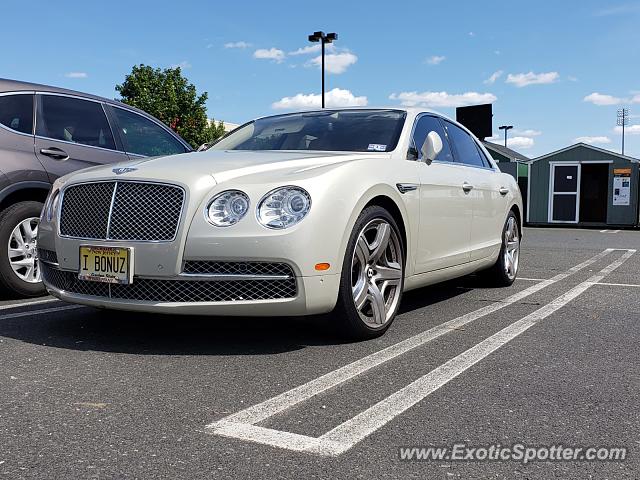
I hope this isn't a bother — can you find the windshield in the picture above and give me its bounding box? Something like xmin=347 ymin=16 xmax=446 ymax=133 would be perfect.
xmin=210 ymin=109 xmax=406 ymax=152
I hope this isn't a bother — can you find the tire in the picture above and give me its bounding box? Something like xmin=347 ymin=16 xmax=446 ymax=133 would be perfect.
xmin=0 ymin=201 xmax=46 ymax=298
xmin=482 ymin=211 xmax=520 ymax=287
xmin=332 ymin=206 xmax=405 ymax=340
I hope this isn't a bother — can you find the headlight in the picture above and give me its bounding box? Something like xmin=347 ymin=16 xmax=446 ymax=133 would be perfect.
xmin=205 ymin=190 xmax=250 ymax=227
xmin=257 ymin=186 xmax=311 ymax=229
xmin=44 ymin=189 xmax=60 ymax=222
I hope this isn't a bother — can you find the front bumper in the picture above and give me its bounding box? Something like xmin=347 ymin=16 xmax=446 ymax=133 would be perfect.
xmin=41 ymin=260 xmax=340 ymax=316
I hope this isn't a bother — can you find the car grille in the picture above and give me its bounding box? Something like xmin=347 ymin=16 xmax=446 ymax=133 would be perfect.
xmin=41 ymin=263 xmax=297 ymax=302
xmin=37 ymin=248 xmax=58 ymax=264
xmin=59 ymin=181 xmax=184 ymax=241
xmin=183 ymin=261 xmax=294 ymax=277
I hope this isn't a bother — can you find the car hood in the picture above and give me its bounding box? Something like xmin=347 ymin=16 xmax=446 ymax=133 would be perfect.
xmin=66 ymin=150 xmax=387 ymax=186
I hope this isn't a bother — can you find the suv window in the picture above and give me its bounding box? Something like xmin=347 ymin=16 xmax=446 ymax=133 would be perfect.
xmin=443 ymin=121 xmax=489 ymax=168
xmin=0 ymin=94 xmax=34 ymax=135
xmin=111 ymin=107 xmax=186 ymax=157
xmin=37 ymin=95 xmax=115 ymax=150
xmin=410 ymin=115 xmax=454 ymax=162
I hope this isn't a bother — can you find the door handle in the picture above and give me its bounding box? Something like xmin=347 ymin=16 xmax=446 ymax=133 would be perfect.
xmin=462 ymin=182 xmax=474 ymax=193
xmin=499 ymin=187 xmax=509 ymax=196
xmin=40 ymin=147 xmax=69 ymax=161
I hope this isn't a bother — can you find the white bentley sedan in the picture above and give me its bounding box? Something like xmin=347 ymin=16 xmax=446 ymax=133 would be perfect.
xmin=38 ymin=108 xmax=522 ymax=339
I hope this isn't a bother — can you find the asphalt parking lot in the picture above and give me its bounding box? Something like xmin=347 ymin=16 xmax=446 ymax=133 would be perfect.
xmin=1 ymin=227 xmax=639 ymax=479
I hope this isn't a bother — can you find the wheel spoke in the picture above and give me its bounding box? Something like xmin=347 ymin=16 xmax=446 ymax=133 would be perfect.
xmin=11 ymin=229 xmax=25 ymax=248
xmin=353 ymin=281 xmax=368 ymax=310
xmin=355 ymin=235 xmax=370 ymax=266
xmin=369 ymin=223 xmax=390 ymax=264
xmin=375 ymin=264 xmax=402 ymax=282
xmin=8 ymin=248 xmax=24 ymax=259
xmin=368 ymin=284 xmax=386 ymax=324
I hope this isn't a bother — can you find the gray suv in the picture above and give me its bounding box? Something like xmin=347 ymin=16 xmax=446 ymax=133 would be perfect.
xmin=0 ymin=78 xmax=192 ymax=297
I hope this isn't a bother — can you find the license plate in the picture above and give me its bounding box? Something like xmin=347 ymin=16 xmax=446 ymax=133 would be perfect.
xmin=78 ymin=246 xmax=133 ymax=284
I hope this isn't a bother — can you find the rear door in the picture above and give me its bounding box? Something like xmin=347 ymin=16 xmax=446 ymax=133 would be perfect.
xmin=443 ymin=120 xmax=505 ymax=262
xmin=413 ymin=114 xmax=472 ymax=273
xmin=34 ymin=93 xmax=128 ymax=181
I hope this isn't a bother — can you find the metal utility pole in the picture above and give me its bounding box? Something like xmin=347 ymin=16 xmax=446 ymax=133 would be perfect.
xmin=308 ymin=31 xmax=338 ymax=108
xmin=617 ymin=108 xmax=629 ymax=155
xmin=499 ymin=125 xmax=513 ymax=147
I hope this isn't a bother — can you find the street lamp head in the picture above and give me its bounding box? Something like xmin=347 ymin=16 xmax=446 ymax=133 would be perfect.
xmin=499 ymin=125 xmax=514 ymax=131
xmin=325 ymin=32 xmax=338 ymax=43
xmin=308 ymin=34 xmax=321 ymax=42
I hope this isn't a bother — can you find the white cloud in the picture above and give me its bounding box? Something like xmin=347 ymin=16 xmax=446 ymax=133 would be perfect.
xmin=253 ymin=48 xmax=285 ymax=63
xmin=484 ymin=70 xmax=503 ymax=85
xmin=567 ymin=76 xmax=579 ymax=82
xmin=288 ymin=44 xmax=323 ymax=55
xmin=505 ymin=71 xmax=559 ymax=87
xmin=224 ymin=41 xmax=252 ymax=49
xmin=64 ymin=72 xmax=87 ymax=78
xmin=389 ymin=91 xmax=497 ymax=108
xmin=583 ymin=92 xmax=624 ymax=106
xmin=272 ymin=88 xmax=368 ymax=109
xmin=614 ymin=124 xmax=640 ymax=135
xmin=575 ymin=136 xmax=612 ymax=145
xmin=426 ymin=55 xmax=446 ymax=65
xmin=468 ymin=31 xmax=475 ymax=37
xmin=170 ymin=60 xmax=191 ymax=69
xmin=307 ymin=52 xmax=358 ymax=74
xmin=631 ymin=94 xmax=640 ymax=103
xmin=513 ymin=129 xmax=542 ymax=137
xmin=488 ymin=136 xmax=535 ymax=149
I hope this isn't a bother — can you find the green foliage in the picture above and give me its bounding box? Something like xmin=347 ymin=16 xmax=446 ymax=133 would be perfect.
xmin=116 ymin=64 xmax=225 ymax=148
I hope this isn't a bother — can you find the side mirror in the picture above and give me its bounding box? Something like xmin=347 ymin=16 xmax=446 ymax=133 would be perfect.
xmin=421 ymin=131 xmax=443 ymax=165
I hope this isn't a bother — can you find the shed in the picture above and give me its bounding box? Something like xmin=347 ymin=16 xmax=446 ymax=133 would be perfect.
xmin=527 ymin=143 xmax=639 ymax=226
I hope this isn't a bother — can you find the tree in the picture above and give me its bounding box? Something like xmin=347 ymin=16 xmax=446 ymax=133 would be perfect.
xmin=116 ymin=64 xmax=225 ymax=148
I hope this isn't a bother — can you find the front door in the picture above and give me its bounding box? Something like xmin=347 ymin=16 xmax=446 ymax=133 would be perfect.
xmin=412 ymin=115 xmax=472 ymax=273
xmin=550 ymin=164 xmax=579 ymax=223
xmin=34 ymin=94 xmax=128 ymax=181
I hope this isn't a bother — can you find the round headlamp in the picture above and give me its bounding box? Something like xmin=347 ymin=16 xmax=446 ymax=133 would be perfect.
xmin=206 ymin=190 xmax=250 ymax=227
xmin=257 ymin=186 xmax=311 ymax=229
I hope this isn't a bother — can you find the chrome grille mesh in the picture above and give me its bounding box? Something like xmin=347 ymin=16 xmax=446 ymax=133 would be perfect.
xmin=183 ymin=261 xmax=294 ymax=277
xmin=41 ymin=263 xmax=297 ymax=302
xmin=60 ymin=182 xmax=114 ymax=239
xmin=59 ymin=181 xmax=184 ymax=241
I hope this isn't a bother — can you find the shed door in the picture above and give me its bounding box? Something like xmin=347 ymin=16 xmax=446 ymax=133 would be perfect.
xmin=550 ymin=164 xmax=579 ymax=222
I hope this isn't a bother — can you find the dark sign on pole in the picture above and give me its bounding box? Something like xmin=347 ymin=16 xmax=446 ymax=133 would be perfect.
xmin=456 ymin=104 xmax=493 ymax=140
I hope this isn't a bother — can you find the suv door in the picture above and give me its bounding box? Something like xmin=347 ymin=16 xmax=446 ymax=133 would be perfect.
xmin=412 ymin=114 xmax=472 ymax=273
xmin=34 ymin=94 xmax=128 ymax=181
xmin=105 ymin=105 xmax=189 ymax=159
xmin=442 ymin=120 xmax=505 ymax=262
xmin=0 ymin=92 xmax=49 ymax=186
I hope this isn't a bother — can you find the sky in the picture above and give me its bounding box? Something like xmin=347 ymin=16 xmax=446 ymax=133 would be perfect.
xmin=2 ymin=0 xmax=640 ymax=158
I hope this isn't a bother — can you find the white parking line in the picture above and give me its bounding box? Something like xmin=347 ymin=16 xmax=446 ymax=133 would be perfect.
xmin=517 ymin=277 xmax=547 ymax=282
xmin=205 ymin=248 xmax=619 ymax=453
xmin=592 ymin=282 xmax=640 ymax=288
xmin=0 ymin=297 xmax=60 ymax=311
xmin=0 ymin=305 xmax=85 ymax=320
xmin=600 ymin=229 xmax=620 ymax=233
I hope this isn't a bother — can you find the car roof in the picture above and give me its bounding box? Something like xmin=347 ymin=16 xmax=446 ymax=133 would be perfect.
xmin=0 ymin=77 xmax=156 ymax=119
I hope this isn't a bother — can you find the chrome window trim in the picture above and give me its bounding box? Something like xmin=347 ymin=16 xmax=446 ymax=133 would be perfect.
xmin=34 ymin=92 xmax=121 ymax=153
xmin=0 ymin=91 xmax=36 ymax=137
xmin=57 ymin=179 xmax=187 ymax=243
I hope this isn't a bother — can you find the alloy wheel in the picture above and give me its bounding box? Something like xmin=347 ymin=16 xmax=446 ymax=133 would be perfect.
xmin=503 ymin=216 xmax=520 ymax=281
xmin=351 ymin=219 xmax=403 ymax=327
xmin=8 ymin=217 xmax=41 ymax=283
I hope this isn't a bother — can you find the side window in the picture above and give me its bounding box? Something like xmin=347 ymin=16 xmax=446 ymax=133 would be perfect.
xmin=36 ymin=95 xmax=115 ymax=150
xmin=443 ymin=121 xmax=488 ymax=168
xmin=0 ymin=94 xmax=34 ymax=135
xmin=409 ymin=115 xmax=454 ymax=162
xmin=111 ymin=107 xmax=186 ymax=157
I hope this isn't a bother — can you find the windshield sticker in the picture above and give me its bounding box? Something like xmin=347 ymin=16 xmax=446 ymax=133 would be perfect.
xmin=368 ymin=144 xmax=387 ymax=152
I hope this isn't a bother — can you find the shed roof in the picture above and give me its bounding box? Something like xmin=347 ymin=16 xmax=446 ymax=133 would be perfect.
xmin=482 ymin=141 xmax=530 ymax=162
xmin=529 ymin=142 xmax=638 ymax=164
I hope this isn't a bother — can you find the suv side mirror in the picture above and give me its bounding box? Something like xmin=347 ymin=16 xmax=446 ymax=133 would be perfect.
xmin=421 ymin=131 xmax=443 ymax=165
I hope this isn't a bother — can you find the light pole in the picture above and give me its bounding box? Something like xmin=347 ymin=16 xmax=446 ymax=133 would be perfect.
xmin=499 ymin=125 xmax=513 ymax=147
xmin=617 ymin=108 xmax=629 ymax=155
xmin=308 ymin=31 xmax=338 ymax=108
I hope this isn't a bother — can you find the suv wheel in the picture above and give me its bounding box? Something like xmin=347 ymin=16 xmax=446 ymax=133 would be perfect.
xmin=0 ymin=201 xmax=46 ymax=297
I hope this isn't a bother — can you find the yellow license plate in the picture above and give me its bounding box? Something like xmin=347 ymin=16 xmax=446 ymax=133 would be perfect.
xmin=78 ymin=246 xmax=133 ymax=284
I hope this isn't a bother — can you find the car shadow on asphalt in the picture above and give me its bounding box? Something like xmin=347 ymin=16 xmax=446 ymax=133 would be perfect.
xmin=0 ymin=275 xmax=502 ymax=356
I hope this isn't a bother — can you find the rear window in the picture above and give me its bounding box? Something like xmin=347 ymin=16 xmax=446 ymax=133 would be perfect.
xmin=37 ymin=95 xmax=116 ymax=150
xmin=0 ymin=94 xmax=33 ymax=135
